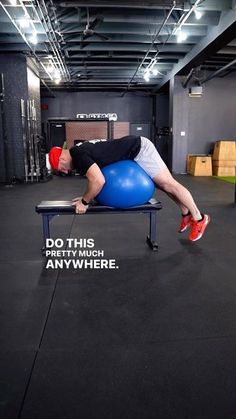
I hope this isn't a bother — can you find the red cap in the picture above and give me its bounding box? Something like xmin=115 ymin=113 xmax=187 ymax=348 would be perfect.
xmin=49 ymin=147 xmax=63 ymax=170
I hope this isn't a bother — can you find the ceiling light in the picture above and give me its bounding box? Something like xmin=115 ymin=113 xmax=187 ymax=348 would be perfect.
xmin=47 ymin=64 xmax=54 ymax=73
xmin=151 ymin=68 xmax=159 ymax=76
xmin=194 ymin=9 xmax=202 ymax=20
xmin=54 ymin=69 xmax=60 ymax=79
xmin=177 ymin=30 xmax=187 ymax=43
xmin=19 ymin=18 xmax=30 ymax=28
xmin=55 ymin=78 xmax=61 ymax=84
xmin=144 ymin=71 xmax=150 ymax=82
xmin=29 ymin=32 xmax=38 ymax=45
xmin=9 ymin=0 xmax=17 ymax=5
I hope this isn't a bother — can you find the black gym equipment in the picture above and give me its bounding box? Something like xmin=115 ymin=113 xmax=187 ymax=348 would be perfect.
xmin=21 ymin=99 xmax=50 ymax=183
xmin=0 ymin=73 xmax=10 ymax=183
xmin=35 ymin=199 xmax=162 ymax=253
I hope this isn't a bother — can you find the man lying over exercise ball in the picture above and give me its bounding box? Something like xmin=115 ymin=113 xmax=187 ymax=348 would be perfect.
xmin=49 ymin=135 xmax=210 ymax=242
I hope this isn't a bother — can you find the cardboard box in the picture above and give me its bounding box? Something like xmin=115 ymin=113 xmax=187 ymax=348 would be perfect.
xmin=187 ymin=155 xmax=212 ymax=176
xmin=213 ymin=141 xmax=236 ymax=161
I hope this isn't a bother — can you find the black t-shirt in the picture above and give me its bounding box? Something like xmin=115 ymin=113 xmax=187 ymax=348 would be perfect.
xmin=70 ymin=135 xmax=141 ymax=175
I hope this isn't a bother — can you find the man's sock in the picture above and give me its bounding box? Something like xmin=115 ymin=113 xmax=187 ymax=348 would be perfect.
xmin=182 ymin=211 xmax=191 ymax=217
xmin=194 ymin=213 xmax=204 ymax=222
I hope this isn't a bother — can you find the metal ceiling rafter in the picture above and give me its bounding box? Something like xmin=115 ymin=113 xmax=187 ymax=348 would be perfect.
xmin=152 ymin=6 xmax=236 ymax=91
xmin=0 ymin=0 xmax=54 ymax=81
xmin=0 ymin=0 xmax=70 ymax=85
xmin=144 ymin=0 xmax=202 ymax=70
xmin=33 ymin=0 xmax=70 ymax=80
xmin=127 ymin=0 xmax=202 ymax=90
xmin=127 ymin=1 xmax=177 ymax=89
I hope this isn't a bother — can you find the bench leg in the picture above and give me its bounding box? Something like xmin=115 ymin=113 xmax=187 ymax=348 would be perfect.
xmin=41 ymin=213 xmax=58 ymax=254
xmin=42 ymin=214 xmax=50 ymax=243
xmin=42 ymin=214 xmax=53 ymax=254
xmin=146 ymin=211 xmax=158 ymax=251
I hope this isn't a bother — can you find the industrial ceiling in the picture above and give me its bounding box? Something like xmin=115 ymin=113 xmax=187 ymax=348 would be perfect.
xmin=0 ymin=0 xmax=236 ymax=93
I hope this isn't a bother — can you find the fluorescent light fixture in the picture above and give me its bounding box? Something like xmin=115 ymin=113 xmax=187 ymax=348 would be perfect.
xmin=177 ymin=30 xmax=187 ymax=43
xmin=194 ymin=9 xmax=202 ymax=20
xmin=29 ymin=32 xmax=38 ymax=45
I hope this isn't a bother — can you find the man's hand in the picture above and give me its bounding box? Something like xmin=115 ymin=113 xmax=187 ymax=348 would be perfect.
xmin=72 ymin=197 xmax=89 ymax=214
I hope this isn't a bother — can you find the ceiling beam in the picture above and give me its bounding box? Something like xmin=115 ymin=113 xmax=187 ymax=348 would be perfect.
xmin=65 ymin=43 xmax=192 ymax=52
xmin=59 ymin=16 xmax=219 ymax=31
xmin=67 ymin=52 xmax=185 ymax=59
xmin=58 ymin=1 xmax=184 ymax=10
xmin=63 ymin=29 xmax=207 ymax=43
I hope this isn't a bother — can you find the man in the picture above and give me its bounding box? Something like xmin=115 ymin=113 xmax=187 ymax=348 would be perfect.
xmin=49 ymin=135 xmax=210 ymax=242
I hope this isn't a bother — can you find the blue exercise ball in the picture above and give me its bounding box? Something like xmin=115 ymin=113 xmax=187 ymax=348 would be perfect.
xmin=96 ymin=160 xmax=155 ymax=208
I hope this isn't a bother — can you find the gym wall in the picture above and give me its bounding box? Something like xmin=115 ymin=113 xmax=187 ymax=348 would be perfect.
xmin=171 ymin=75 xmax=236 ymax=174
xmin=65 ymin=121 xmax=108 ymax=148
xmin=41 ymin=91 xmax=153 ymax=126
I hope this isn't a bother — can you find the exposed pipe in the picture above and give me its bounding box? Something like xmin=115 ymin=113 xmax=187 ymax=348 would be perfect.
xmin=41 ymin=79 xmax=56 ymax=97
xmin=0 ymin=1 xmax=54 ymax=81
xmin=127 ymin=1 xmax=176 ymax=89
xmin=201 ymin=58 xmax=236 ymax=83
xmin=146 ymin=0 xmax=203 ymax=71
xmin=182 ymin=68 xmax=194 ymax=88
xmin=127 ymin=0 xmax=202 ymax=90
xmin=41 ymin=0 xmax=70 ymax=79
xmin=33 ymin=0 xmax=70 ymax=80
xmin=172 ymin=0 xmax=202 ymax=35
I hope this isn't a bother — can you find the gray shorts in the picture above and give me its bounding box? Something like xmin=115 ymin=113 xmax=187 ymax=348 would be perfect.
xmin=134 ymin=137 xmax=167 ymax=179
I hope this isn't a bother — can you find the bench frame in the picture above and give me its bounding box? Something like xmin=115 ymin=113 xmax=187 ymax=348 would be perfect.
xmin=35 ymin=199 xmax=162 ymax=252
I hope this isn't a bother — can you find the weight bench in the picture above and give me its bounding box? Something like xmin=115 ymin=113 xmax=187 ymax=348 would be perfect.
xmin=35 ymin=198 xmax=162 ymax=252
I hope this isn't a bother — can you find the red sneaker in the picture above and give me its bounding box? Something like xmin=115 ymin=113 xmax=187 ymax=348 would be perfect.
xmin=179 ymin=214 xmax=192 ymax=233
xmin=189 ymin=214 xmax=210 ymax=242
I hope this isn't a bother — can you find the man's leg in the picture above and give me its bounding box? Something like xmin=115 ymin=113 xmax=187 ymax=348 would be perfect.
xmin=153 ymin=168 xmax=210 ymax=241
xmin=153 ymin=167 xmax=201 ymax=220
xmin=134 ymin=137 xmax=210 ymax=241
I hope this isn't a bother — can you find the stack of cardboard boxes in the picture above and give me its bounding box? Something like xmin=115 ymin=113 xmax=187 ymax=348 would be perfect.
xmin=212 ymin=141 xmax=236 ymax=176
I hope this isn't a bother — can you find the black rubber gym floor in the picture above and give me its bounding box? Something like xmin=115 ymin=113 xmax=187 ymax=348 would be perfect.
xmin=0 ymin=175 xmax=236 ymax=419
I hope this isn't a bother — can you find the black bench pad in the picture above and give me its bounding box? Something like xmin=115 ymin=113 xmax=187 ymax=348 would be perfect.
xmin=36 ymin=198 xmax=162 ymax=214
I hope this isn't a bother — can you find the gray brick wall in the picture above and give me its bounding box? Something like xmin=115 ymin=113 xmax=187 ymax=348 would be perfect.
xmin=0 ymin=53 xmax=28 ymax=181
xmin=0 ymin=54 xmax=41 ymax=182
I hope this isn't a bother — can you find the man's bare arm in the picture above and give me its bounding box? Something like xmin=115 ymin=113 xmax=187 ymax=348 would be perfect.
xmin=73 ymin=163 xmax=105 ymax=214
